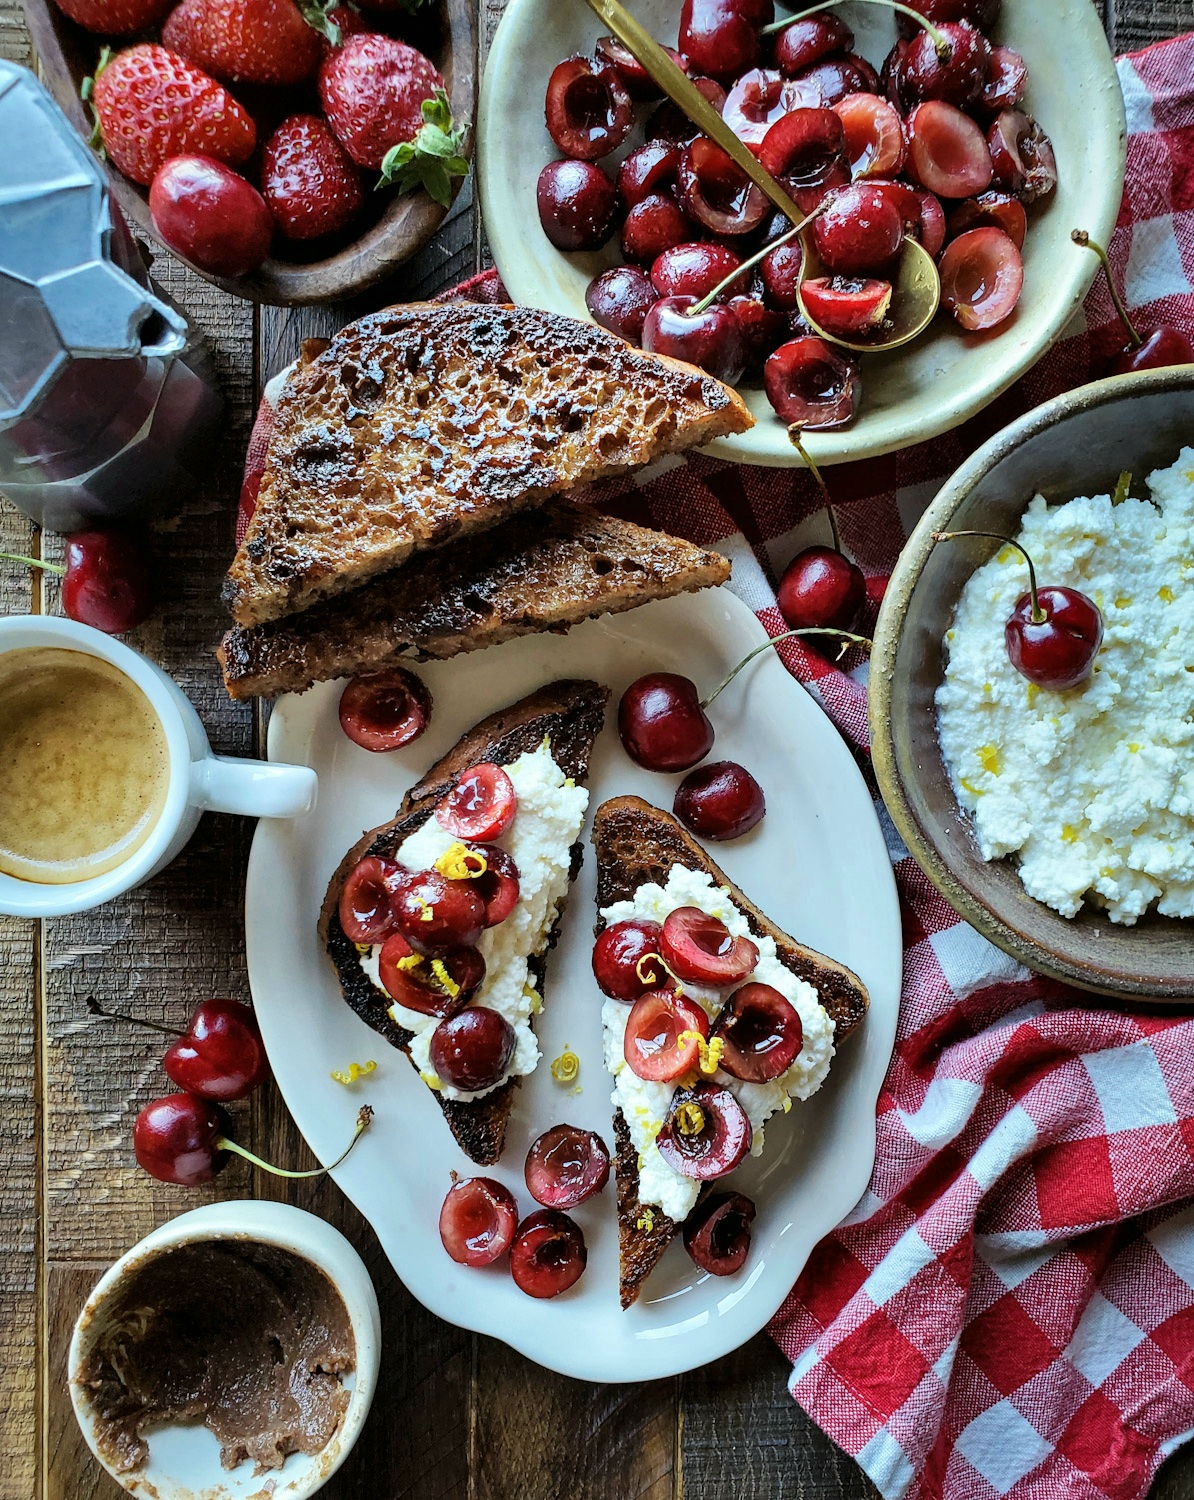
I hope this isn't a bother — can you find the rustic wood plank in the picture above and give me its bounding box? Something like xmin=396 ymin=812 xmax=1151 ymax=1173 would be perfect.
xmin=1110 ymin=0 xmax=1189 ymax=51
xmin=46 ymin=1265 xmax=122 ymax=1500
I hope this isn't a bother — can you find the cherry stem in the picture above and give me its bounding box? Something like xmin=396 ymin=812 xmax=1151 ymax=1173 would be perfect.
xmin=217 ymin=1105 xmax=374 ymax=1179
xmin=86 ymin=996 xmax=183 ymax=1037
xmin=0 ymin=551 xmax=65 ymax=577
xmin=763 ymin=0 xmax=953 ymax=62
xmin=687 ymin=202 xmax=827 ymax=318
xmin=789 ymin=431 xmax=842 ymax=552
xmin=932 ymin=529 xmax=1045 ymax=624
xmin=702 ymin=627 xmax=872 ymax=708
xmin=1071 ymin=229 xmax=1141 ymax=350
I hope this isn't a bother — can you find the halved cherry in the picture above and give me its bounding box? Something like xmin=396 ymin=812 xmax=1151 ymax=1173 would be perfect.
xmin=437 ymin=763 xmax=517 ymax=842
xmin=790 ymin=55 xmax=879 ymax=107
xmin=661 ymin=907 xmax=759 ymax=985
xmin=834 ymin=93 xmax=905 ymax=179
xmin=677 ymin=138 xmax=769 ymax=236
xmin=466 ymin=843 xmax=520 ymax=928
xmin=439 ymin=1176 xmax=518 ymax=1265
xmin=683 ymin=1190 xmax=756 ymax=1275
xmin=378 ymin=933 xmax=485 ymax=1017
xmin=429 ymin=1005 xmax=515 ymax=1093
xmin=938 ymin=227 xmax=1023 ymax=331
xmin=391 ymin=868 xmax=485 ymax=955
xmin=525 ymin=1124 xmax=611 ymax=1208
xmin=509 ymin=1209 xmax=587 ymax=1298
xmin=656 ymin=1083 xmax=752 ymax=1180
xmin=728 ymin=294 xmax=789 ymax=368
xmin=773 ymin=13 xmax=853 ymax=77
xmin=623 ymin=989 xmax=710 ymax=1083
xmin=915 ymin=190 xmax=947 ymax=258
xmin=592 ymin=918 xmax=677 ymax=1003
xmin=712 ymin=982 xmax=804 ymax=1082
xmin=981 ymin=47 xmax=1027 ymax=116
xmin=764 ymin=337 xmax=861 ymax=430
xmin=338 ymin=667 xmax=432 ymax=752
xmin=758 ymin=108 xmax=849 ymax=213
xmin=544 ymin=54 xmax=633 ymax=161
xmin=905 ymin=101 xmax=993 ymax=199
xmin=595 ymin=34 xmax=688 ymax=100
xmin=947 ymin=190 xmax=1026 ymax=249
xmin=338 ymin=855 xmax=402 ymax=944
xmin=617 ymin=141 xmax=681 ymax=209
xmin=722 ymin=69 xmax=817 ymax=149
xmin=800 ymin=277 xmax=893 ymax=339
xmin=987 ymin=110 xmax=1057 ymax=203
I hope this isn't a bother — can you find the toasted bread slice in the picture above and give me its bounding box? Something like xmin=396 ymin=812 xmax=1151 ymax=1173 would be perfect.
xmin=218 ymin=503 xmax=730 ymax=700
xmin=225 ymin=303 xmax=753 ymax=627
xmin=321 ymin=681 xmax=608 ymax=1165
xmin=592 ymin=796 xmax=869 ymax=1308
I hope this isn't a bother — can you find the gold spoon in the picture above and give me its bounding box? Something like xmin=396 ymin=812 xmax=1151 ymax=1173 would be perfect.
xmin=580 ymin=0 xmax=940 ymax=353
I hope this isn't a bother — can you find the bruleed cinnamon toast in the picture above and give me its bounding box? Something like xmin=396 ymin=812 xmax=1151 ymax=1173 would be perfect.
xmin=320 ymin=681 xmax=608 ymax=1165
xmin=225 ymin=302 xmax=753 ymax=627
xmin=592 ymin=796 xmax=869 ymax=1308
xmin=219 ymin=503 xmax=730 ymax=700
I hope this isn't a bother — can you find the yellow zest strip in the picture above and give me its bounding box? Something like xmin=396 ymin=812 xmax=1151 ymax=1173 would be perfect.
xmin=354 ymin=942 xmax=372 ymax=955
xmin=636 ymin=951 xmax=683 ymax=996
xmin=523 ymin=981 xmax=542 ymax=1015
xmin=419 ymin=1071 xmax=442 ymax=1091
xmin=636 ymin=1209 xmax=656 ymax=1232
xmin=675 ymin=1101 xmax=706 ymax=1137
xmin=1159 ymin=586 xmax=1175 ymax=603
xmin=550 ymin=1047 xmax=579 ymax=1084
xmin=675 ymin=1031 xmax=725 ymax=1076
xmin=782 ymin=1096 xmax=792 ymax=1114
xmin=395 ymin=953 xmax=423 ymax=972
xmin=430 ymin=959 xmax=461 ymax=999
xmin=434 ymin=842 xmax=488 ymax=881
xmin=330 ymin=1059 xmax=377 ymax=1086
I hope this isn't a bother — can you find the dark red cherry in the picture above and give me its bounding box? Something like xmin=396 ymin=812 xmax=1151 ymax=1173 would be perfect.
xmin=391 ymin=869 xmax=485 ymax=955
xmin=758 ymin=107 xmax=849 ymax=212
xmin=915 ymin=190 xmax=947 ymax=257
xmin=525 ymin=1125 xmax=611 ymax=1208
xmin=801 ymin=276 xmax=893 ymax=338
xmin=813 ymin=183 xmax=904 ymax=275
xmin=544 ymin=54 xmax=633 ymax=160
xmin=642 ymin=296 xmax=747 ymax=385
xmin=645 ymin=76 xmax=728 ymax=144
xmin=674 ymin=760 xmax=765 ymax=841
xmin=939 ymin=227 xmax=1023 ymax=330
xmin=623 ymin=989 xmax=710 ymax=1083
xmin=586 ymin=266 xmax=657 ymax=344
xmin=711 ymin=982 xmax=803 ymax=1082
xmin=618 ymin=672 xmax=714 ymax=772
xmin=772 ymin=13 xmax=852 ymax=76
xmin=947 ymin=190 xmax=1026 ymax=249
xmin=761 ymin=236 xmax=804 ymax=311
xmin=981 ymin=46 xmax=1027 ymax=115
xmin=617 ymin=141 xmax=681 ymax=208
xmin=901 ymin=21 xmax=990 ymax=107
xmin=679 ymin=0 xmax=760 ymax=79
xmin=764 ymin=337 xmax=861 ymax=429
xmin=338 ymin=666 xmax=432 ymax=752
xmin=621 ymin=193 xmax=691 ymax=265
xmin=987 ymin=110 xmax=1057 ymax=203
xmin=60 ymin=529 xmax=155 ymax=634
xmin=677 ymin=138 xmax=769 ymax=236
xmin=133 ymin=1093 xmax=229 ymax=1185
xmin=905 ymin=101 xmax=993 ymax=199
xmin=656 ymin=1083 xmax=752 ymax=1180
xmin=728 ymin=294 xmax=789 ymax=367
xmin=162 ymin=998 xmax=270 ymax=1102
xmin=722 ymin=69 xmax=817 ymax=149
xmin=683 ymin=1190 xmax=756 ymax=1275
xmin=378 ymin=934 xmax=484 ymax=1017
xmin=537 ymin=159 xmax=619 ymax=251
xmin=429 ymin=1006 xmax=516 ymax=1093
xmin=834 ymin=92 xmax=905 ymax=178
xmin=437 ymin=763 xmax=517 ymax=842
xmin=777 ymin=544 xmax=865 ymax=631
xmin=662 ymin=907 xmax=758 ymax=985
xmin=650 ymin=241 xmax=746 ymax=301
xmin=792 ymin=55 xmax=879 ymax=106
xmin=593 ymin=919 xmax=678 ymax=1004
xmin=595 ymin=34 xmax=689 ymax=100
xmin=509 ymin=1209 xmax=587 ymax=1298
xmin=338 ymin=854 xmax=402 ymax=944
xmin=439 ymin=1176 xmax=518 ymax=1265
xmin=466 ymin=843 xmax=520 ymax=928
xmin=896 ymin=0 xmax=1000 ymax=33
xmin=1006 ymin=586 xmax=1104 ymax=690
xmin=1108 ymin=326 xmax=1194 ymax=375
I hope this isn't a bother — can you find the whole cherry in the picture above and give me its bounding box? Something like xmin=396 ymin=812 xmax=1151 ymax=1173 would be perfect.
xmin=2 ymin=529 xmax=156 ymax=634
xmin=1072 ymin=229 xmax=1194 ymax=375
xmin=87 ymin=996 xmax=269 ymax=1101
xmin=618 ymin=672 xmax=714 ymax=772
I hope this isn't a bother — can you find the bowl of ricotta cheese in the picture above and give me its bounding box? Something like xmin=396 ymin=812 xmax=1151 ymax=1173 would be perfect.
xmin=870 ymin=364 xmax=1194 ymax=999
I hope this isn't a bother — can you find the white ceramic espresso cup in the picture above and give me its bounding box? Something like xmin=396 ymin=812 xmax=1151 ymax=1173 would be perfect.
xmin=0 ymin=614 xmax=317 ymax=918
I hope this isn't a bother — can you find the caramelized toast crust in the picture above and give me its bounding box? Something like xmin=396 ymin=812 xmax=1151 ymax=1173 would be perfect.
xmin=226 ymin=303 xmax=753 ymax=627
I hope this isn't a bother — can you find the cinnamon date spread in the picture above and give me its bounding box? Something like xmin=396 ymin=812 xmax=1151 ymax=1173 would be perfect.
xmin=78 ymin=1238 xmax=355 ymax=1475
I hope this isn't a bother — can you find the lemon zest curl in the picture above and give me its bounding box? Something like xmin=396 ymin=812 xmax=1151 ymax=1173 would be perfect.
xmin=434 ymin=842 xmax=488 ymax=881
xmin=330 ymin=1059 xmax=377 ymax=1086
xmin=675 ymin=1101 xmax=706 ymax=1137
xmin=550 ymin=1048 xmax=580 ymax=1084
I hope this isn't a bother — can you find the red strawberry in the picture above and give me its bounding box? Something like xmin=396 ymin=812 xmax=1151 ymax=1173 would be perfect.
xmin=162 ymin=0 xmax=321 ymax=86
xmin=318 ymin=32 xmax=443 ymax=169
xmin=261 ymin=113 xmax=364 ymax=239
xmin=53 ymin=0 xmax=173 ymax=35
xmin=91 ymin=45 xmax=256 ymax=184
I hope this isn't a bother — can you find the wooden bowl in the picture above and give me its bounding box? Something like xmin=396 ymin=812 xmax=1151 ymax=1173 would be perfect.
xmin=24 ymin=0 xmax=476 ymax=305
xmin=870 ymin=366 xmax=1194 ymax=1000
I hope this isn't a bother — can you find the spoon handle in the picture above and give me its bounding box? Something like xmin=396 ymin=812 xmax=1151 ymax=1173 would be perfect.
xmin=581 ymin=0 xmax=806 ymax=224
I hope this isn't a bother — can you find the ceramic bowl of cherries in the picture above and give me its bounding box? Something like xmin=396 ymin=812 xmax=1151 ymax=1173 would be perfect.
xmin=480 ymin=0 xmax=1125 ymax=464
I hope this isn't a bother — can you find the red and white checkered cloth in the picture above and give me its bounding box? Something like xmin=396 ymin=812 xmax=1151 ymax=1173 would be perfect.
xmin=237 ymin=33 xmax=1194 ymax=1500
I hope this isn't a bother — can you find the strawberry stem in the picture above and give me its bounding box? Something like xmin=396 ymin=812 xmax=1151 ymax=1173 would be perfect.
xmin=932 ymin=529 xmax=1046 ymax=624
xmin=0 ymin=551 xmax=65 ymax=577
xmin=217 ymin=1106 xmax=374 ymax=1179
xmin=1071 ymin=229 xmax=1141 ymax=350
xmin=86 ymin=996 xmax=182 ymax=1037
xmin=688 ymin=201 xmax=826 ymax=318
xmin=702 ymin=627 xmax=872 ymax=708
xmin=788 ymin=431 xmax=842 ymax=552
xmin=763 ymin=0 xmax=953 ymax=62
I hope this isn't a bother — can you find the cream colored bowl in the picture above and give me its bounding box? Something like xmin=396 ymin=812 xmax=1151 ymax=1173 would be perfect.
xmin=479 ymin=0 xmax=1125 ymax=466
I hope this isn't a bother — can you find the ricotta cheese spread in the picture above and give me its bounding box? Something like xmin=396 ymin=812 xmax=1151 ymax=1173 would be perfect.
xmin=936 ymin=449 xmax=1194 ymax=924
xmin=600 ymin=865 xmax=835 ymax=1224
xmin=359 ymin=741 xmax=589 ymax=1100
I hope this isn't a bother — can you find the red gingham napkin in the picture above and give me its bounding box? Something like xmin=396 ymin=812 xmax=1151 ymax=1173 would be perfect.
xmin=237 ymin=34 xmax=1194 ymax=1500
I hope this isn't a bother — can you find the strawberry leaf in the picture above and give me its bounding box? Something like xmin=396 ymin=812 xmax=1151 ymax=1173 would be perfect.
xmin=300 ymin=0 xmax=345 ymax=46
xmin=80 ymin=46 xmax=111 ymax=154
xmin=377 ymin=88 xmax=470 ymax=208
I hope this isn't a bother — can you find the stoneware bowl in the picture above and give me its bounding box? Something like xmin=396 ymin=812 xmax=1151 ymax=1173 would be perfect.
xmin=870 ymin=365 xmax=1194 ymax=1000
xmin=479 ymin=0 xmax=1125 ymax=466
xmin=69 ymin=1200 xmax=381 ymax=1498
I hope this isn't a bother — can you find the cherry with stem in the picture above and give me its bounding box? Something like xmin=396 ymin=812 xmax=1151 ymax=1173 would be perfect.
xmin=88 ymin=996 xmax=269 ymax=1101
xmin=1072 ymin=228 xmax=1194 ymax=374
xmin=776 ymin=434 xmax=867 ymax=633
xmin=764 ymin=0 xmax=954 ymax=64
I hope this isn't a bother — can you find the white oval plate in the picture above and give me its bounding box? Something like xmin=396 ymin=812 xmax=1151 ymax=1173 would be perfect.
xmin=478 ymin=0 xmax=1125 ymax=467
xmin=246 ymin=591 xmax=901 ymax=1382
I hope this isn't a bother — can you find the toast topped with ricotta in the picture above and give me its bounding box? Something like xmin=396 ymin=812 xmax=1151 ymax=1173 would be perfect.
xmin=320 ymin=681 xmax=608 ymax=1164
xmin=591 ymin=796 xmax=869 ymax=1308
xmin=225 ymin=302 xmax=752 ymax=627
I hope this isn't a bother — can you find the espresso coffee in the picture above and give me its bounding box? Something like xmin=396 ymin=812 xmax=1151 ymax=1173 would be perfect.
xmin=0 ymin=647 xmax=169 ymax=884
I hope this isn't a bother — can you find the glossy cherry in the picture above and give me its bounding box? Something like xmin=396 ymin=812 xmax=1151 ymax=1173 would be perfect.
xmin=778 ymin=544 xmax=866 ymax=632
xmin=800 ymin=276 xmax=893 ymax=338
xmin=617 ymin=672 xmax=715 ymax=772
xmin=897 ymin=0 xmax=1000 ymax=30
xmin=834 ymin=93 xmax=905 ymax=179
xmin=467 ymin=844 xmax=520 ymax=928
xmin=58 ymin=529 xmax=155 ymax=634
xmin=378 ymin=934 xmax=485 ymax=1016
xmin=149 ymin=155 xmax=273 ymax=278
xmin=623 ymin=989 xmax=711 ymax=1083
xmin=645 ymin=77 xmax=728 ymax=144
xmin=758 ymin=108 xmax=849 ymax=213
xmin=981 ymin=46 xmax=1027 ymax=114
xmin=134 ymin=1093 xmax=229 ymax=1184
xmin=536 ymin=159 xmax=619 ymax=251
xmin=947 ymin=191 xmax=1026 ymax=249
xmin=437 ymin=763 xmax=517 ymax=842
xmin=339 ymin=855 xmax=402 ymax=944
xmin=642 ymin=296 xmax=747 ymax=385
xmin=722 ymin=69 xmax=816 ymax=149
xmin=439 ymin=1176 xmax=518 ymax=1265
xmin=586 ymin=266 xmax=658 ymax=343
xmin=596 ymin=34 xmax=689 ymax=100
xmin=661 ymin=907 xmax=759 ymax=985
xmin=622 ymin=194 xmax=691 ymax=265
xmin=813 ymin=184 xmax=904 ymax=276
xmin=915 ymin=190 xmax=948 ymax=257
xmin=391 ymin=869 xmax=485 ymax=955
xmin=650 ymin=242 xmax=745 ymax=301
xmin=544 ymin=54 xmax=633 ymax=160
xmin=711 ymin=982 xmax=803 ymax=1082
xmin=901 ymin=21 xmax=990 ymax=107
xmin=679 ymin=0 xmax=760 ymax=79
xmin=674 ymin=761 xmax=766 ymax=841
xmin=772 ymin=13 xmax=853 ymax=77
xmin=509 ymin=1209 xmax=588 ymax=1298
xmin=678 ymin=138 xmax=769 ymax=236
xmin=728 ymin=294 xmax=789 ymax=367
xmin=905 ymin=101 xmax=993 ymax=199
xmin=938 ymin=227 xmax=1023 ymax=330
xmin=764 ymin=338 xmax=861 ymax=430
xmin=761 ymin=237 xmax=804 ymax=311
xmin=792 ymin=55 xmax=880 ymax=106
xmin=162 ymin=998 xmax=270 ymax=1102
xmin=987 ymin=110 xmax=1057 ymax=202
xmin=683 ymin=1190 xmax=757 ymax=1275
xmin=656 ymin=1083 xmax=752 ymax=1180
xmin=429 ymin=1006 xmax=516 ymax=1093
xmin=618 ymin=141 xmax=681 ymax=208
xmin=525 ymin=1124 xmax=611 ymax=1208
xmin=338 ymin=666 xmax=432 ymax=752
xmin=592 ymin=918 xmax=677 ymax=1003
xmin=1071 ymin=230 xmax=1194 ymax=374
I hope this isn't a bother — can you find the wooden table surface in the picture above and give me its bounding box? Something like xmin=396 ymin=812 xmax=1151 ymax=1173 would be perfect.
xmin=1 ymin=1 xmax=1190 ymax=1495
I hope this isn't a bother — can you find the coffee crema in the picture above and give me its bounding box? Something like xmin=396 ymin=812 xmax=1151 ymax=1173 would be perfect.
xmin=0 ymin=647 xmax=169 ymax=884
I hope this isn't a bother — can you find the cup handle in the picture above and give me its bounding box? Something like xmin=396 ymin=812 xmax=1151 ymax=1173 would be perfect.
xmin=189 ymin=755 xmax=317 ymax=819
